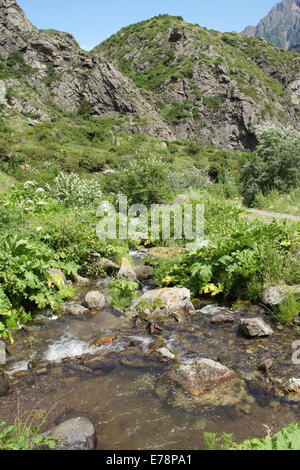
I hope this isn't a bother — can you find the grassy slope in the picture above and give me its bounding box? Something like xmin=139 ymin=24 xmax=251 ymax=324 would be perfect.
xmin=94 ymin=15 xmax=299 ymax=123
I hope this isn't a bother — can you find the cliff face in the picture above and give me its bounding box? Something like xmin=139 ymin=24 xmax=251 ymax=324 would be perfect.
xmin=96 ymin=15 xmax=299 ymax=149
xmin=0 ymin=1 xmax=299 ymax=150
xmin=242 ymin=0 xmax=300 ymax=53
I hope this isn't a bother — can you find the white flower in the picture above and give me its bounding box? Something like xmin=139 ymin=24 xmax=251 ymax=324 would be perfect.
xmin=24 ymin=181 xmax=36 ymax=187
xmin=36 ymin=201 xmax=48 ymax=206
xmin=36 ymin=226 xmax=43 ymax=232
xmin=36 ymin=187 xmax=45 ymax=194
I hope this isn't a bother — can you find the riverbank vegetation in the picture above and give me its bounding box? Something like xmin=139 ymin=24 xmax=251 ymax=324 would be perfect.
xmin=0 ymin=110 xmax=299 ymax=341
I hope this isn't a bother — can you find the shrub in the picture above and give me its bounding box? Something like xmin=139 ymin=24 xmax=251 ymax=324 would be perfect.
xmin=241 ymin=125 xmax=300 ymax=206
xmin=48 ymin=172 xmax=102 ymax=207
xmin=115 ymin=152 xmax=172 ymax=206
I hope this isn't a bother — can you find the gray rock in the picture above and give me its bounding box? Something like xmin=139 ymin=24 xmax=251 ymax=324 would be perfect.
xmin=42 ymin=417 xmax=96 ymax=450
xmin=287 ymin=377 xmax=300 ymax=393
xmin=134 ymin=265 xmax=154 ymax=281
xmin=262 ymin=284 xmax=300 ymax=306
xmin=84 ymin=291 xmax=106 ymax=310
xmin=118 ymin=258 xmax=137 ymax=282
xmin=0 ymin=340 xmax=6 ymax=365
xmin=75 ymin=276 xmax=90 ymax=287
xmin=239 ymin=317 xmax=274 ymax=338
xmin=210 ymin=312 xmax=235 ymax=325
xmin=156 ymin=347 xmax=176 ymax=361
xmin=167 ymin=358 xmax=236 ymax=397
xmin=198 ymin=304 xmax=228 ymax=315
xmin=258 ymin=358 xmax=273 ymax=373
xmin=65 ymin=303 xmax=90 ymax=316
xmin=128 ymin=287 xmax=195 ymax=319
xmin=101 ymin=258 xmax=120 ymax=275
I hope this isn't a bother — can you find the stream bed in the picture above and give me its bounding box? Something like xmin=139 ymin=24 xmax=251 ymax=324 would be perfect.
xmin=0 ymin=250 xmax=300 ymax=450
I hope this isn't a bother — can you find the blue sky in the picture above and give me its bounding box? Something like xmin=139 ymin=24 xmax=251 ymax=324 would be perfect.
xmin=18 ymin=0 xmax=277 ymax=50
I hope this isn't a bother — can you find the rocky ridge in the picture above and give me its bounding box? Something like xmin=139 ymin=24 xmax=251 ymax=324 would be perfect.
xmin=0 ymin=1 xmax=299 ymax=149
xmin=242 ymin=0 xmax=300 ymax=53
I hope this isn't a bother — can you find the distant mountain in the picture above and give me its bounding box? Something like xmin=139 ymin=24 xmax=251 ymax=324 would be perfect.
xmin=0 ymin=1 xmax=299 ymax=150
xmin=242 ymin=0 xmax=300 ymax=52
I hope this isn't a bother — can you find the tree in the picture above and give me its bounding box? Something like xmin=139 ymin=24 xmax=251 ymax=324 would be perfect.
xmin=240 ymin=125 xmax=300 ymax=206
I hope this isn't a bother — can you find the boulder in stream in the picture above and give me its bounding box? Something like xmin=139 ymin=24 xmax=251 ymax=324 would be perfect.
xmin=42 ymin=417 xmax=96 ymax=450
xmin=239 ymin=318 xmax=274 ymax=338
xmin=118 ymin=258 xmax=137 ymax=282
xmin=134 ymin=265 xmax=154 ymax=281
xmin=128 ymin=287 xmax=195 ymax=320
xmin=101 ymin=258 xmax=120 ymax=275
xmin=84 ymin=291 xmax=106 ymax=310
xmin=65 ymin=303 xmax=90 ymax=316
xmin=161 ymin=358 xmax=250 ymax=410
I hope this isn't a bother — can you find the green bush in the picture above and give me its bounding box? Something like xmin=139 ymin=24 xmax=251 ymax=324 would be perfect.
xmin=241 ymin=125 xmax=300 ymax=206
xmin=0 ymin=235 xmax=76 ymax=341
xmin=109 ymin=280 xmax=139 ymax=310
xmin=47 ymin=172 xmax=103 ymax=207
xmin=154 ymin=196 xmax=296 ymax=301
xmin=115 ymin=152 xmax=172 ymax=206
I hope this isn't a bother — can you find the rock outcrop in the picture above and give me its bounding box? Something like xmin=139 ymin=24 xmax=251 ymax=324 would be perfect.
xmin=242 ymin=0 xmax=300 ymax=53
xmin=0 ymin=2 xmax=299 ymax=150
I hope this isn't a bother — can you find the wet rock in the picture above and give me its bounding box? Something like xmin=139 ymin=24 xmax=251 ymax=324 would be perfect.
xmin=75 ymin=276 xmax=90 ymax=287
xmin=134 ymin=265 xmax=154 ymax=281
xmin=0 ymin=340 xmax=6 ymax=365
xmin=167 ymin=359 xmax=236 ymax=397
xmin=65 ymin=303 xmax=89 ymax=316
xmin=118 ymin=258 xmax=137 ymax=282
xmin=164 ymin=358 xmax=249 ymax=409
xmin=28 ymin=358 xmax=52 ymax=370
xmin=287 ymin=378 xmax=300 ymax=394
xmin=91 ymin=335 xmax=116 ymax=347
xmin=128 ymin=287 xmax=195 ymax=320
xmin=84 ymin=291 xmax=106 ymax=310
xmin=239 ymin=318 xmax=274 ymax=338
xmin=50 ymin=268 xmax=67 ymax=285
xmin=156 ymin=347 xmax=176 ymax=361
xmin=42 ymin=417 xmax=96 ymax=450
xmin=210 ymin=312 xmax=235 ymax=325
xmin=197 ymin=305 xmax=228 ymax=315
xmin=262 ymin=284 xmax=300 ymax=306
xmin=257 ymin=358 xmax=273 ymax=373
xmin=101 ymin=258 xmax=120 ymax=275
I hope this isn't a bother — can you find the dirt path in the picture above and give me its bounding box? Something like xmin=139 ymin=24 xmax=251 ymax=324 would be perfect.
xmin=249 ymin=208 xmax=300 ymax=222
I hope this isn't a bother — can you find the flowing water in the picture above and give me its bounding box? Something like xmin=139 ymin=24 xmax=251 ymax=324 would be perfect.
xmin=0 ymin=250 xmax=300 ymax=450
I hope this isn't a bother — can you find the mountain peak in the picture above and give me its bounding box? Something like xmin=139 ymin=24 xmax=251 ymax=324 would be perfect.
xmin=242 ymin=0 xmax=300 ymax=52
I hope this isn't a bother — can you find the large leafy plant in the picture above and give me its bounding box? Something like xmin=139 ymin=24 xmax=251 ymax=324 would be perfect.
xmin=0 ymin=235 xmax=76 ymax=341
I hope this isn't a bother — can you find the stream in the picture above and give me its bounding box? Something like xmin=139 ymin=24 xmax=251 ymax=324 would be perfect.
xmin=0 ymin=249 xmax=299 ymax=450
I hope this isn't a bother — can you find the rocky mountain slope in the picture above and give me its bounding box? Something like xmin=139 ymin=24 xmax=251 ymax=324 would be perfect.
xmin=95 ymin=15 xmax=299 ymax=148
xmin=242 ymin=0 xmax=300 ymax=53
xmin=0 ymin=1 xmax=299 ymax=150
